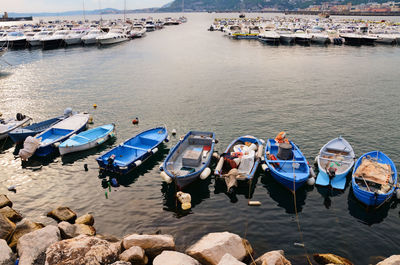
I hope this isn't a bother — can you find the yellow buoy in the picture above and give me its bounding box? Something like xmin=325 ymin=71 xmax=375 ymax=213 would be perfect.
xmin=93 ymin=104 xmax=97 ymax=109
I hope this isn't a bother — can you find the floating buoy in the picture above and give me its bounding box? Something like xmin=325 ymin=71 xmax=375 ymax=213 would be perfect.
xmin=200 ymin=167 xmax=211 ymax=180
xmin=248 ymin=201 xmax=261 ymax=206
xmin=93 ymin=104 xmax=97 ymax=109
xmin=84 ymin=164 xmax=88 ymax=171
xmin=261 ymin=163 xmax=268 ymax=171
xmin=171 ymin=129 xmax=177 ymax=136
xmin=132 ymin=117 xmax=139 ymax=125
xmin=307 ymin=177 xmax=316 ymax=186
xmin=294 ymin=242 xmax=305 ymax=247
xmin=396 ymin=189 xmax=400 ymax=200
xmin=88 ymin=115 xmax=94 ymax=124
xmin=160 ymin=171 xmax=172 ymax=183
xmin=176 ymin=191 xmax=191 ymax=210
xmin=7 ymin=185 xmax=16 ymax=193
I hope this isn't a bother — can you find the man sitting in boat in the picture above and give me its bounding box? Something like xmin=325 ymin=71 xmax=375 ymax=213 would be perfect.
xmin=275 ymin=131 xmax=289 ymax=144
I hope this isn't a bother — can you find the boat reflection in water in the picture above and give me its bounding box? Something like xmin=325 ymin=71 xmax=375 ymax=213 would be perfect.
xmin=261 ymin=172 xmax=313 ymax=214
xmin=214 ymin=171 xmax=260 ymax=203
xmin=316 ymin=185 xmax=345 ymax=209
xmin=347 ymin=189 xmax=397 ymax=226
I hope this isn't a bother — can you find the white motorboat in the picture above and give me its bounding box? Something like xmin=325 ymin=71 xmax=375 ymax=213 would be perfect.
xmin=259 ymin=30 xmax=280 ymax=44
xmin=294 ymin=29 xmax=311 ymax=44
xmin=0 ymin=31 xmax=8 ymax=47
xmin=96 ymin=28 xmax=128 ymax=45
xmin=27 ymin=31 xmax=53 ymax=47
xmin=145 ymin=20 xmax=156 ymax=32
xmin=310 ymin=30 xmax=330 ymax=44
xmin=6 ymin=32 xmax=27 ymax=49
xmin=276 ymin=28 xmax=295 ymax=44
xmin=372 ymin=31 xmax=397 ymax=45
xmin=129 ymin=25 xmax=146 ymax=38
xmin=41 ymin=30 xmax=70 ymax=49
xmin=64 ymin=29 xmax=87 ymax=45
xmin=81 ymin=29 xmax=104 ymax=45
xmin=0 ymin=114 xmax=32 ymax=140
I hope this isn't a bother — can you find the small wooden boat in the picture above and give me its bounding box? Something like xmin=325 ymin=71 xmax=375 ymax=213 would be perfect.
xmin=316 ymin=136 xmax=355 ymax=190
xmin=160 ymin=131 xmax=215 ymax=189
xmin=214 ymin=135 xmax=263 ymax=192
xmin=96 ymin=126 xmax=168 ymax=174
xmin=352 ymin=151 xmax=397 ymax=207
xmin=59 ymin=124 xmax=115 ymax=156
xmin=33 ymin=113 xmax=90 ymax=157
xmin=263 ymin=138 xmax=310 ymax=191
xmin=0 ymin=113 xmax=32 ymax=140
xmin=8 ymin=116 xmax=65 ymax=144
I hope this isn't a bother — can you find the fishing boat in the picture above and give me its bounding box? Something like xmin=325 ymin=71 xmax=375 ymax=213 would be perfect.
xmin=315 ymin=137 xmax=355 ymax=190
xmin=59 ymin=124 xmax=115 ymax=155
xmin=263 ymin=136 xmax=310 ymax=191
xmin=0 ymin=114 xmax=32 ymax=140
xmin=352 ymin=151 xmax=397 ymax=207
xmin=32 ymin=113 xmax=90 ymax=157
xmin=160 ymin=131 xmax=215 ymax=189
xmin=214 ymin=135 xmax=263 ymax=193
xmin=8 ymin=115 xmax=66 ymax=144
xmin=96 ymin=126 xmax=168 ymax=174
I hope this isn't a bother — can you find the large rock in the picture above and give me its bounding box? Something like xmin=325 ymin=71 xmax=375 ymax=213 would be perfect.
xmin=218 ymin=253 xmax=246 ymax=265
xmin=17 ymin=225 xmax=60 ymax=265
xmin=46 ymin=206 xmax=76 ymax=223
xmin=0 ymin=214 xmax=15 ymax=241
xmin=45 ymin=235 xmax=121 ymax=265
xmin=57 ymin=222 xmax=75 ymax=239
xmin=119 ymin=246 xmax=147 ymax=265
xmin=75 ymin=214 xmax=94 ymax=226
xmin=0 ymin=239 xmax=15 ymax=265
xmin=0 ymin=195 xmax=12 ymax=209
xmin=0 ymin=207 xmax=23 ymax=223
xmin=122 ymin=234 xmax=175 ymax=259
xmin=153 ymin=250 xmax=200 ymax=265
xmin=376 ymin=255 xmax=400 ymax=265
xmin=8 ymin=219 xmax=45 ymax=249
xmin=74 ymin=224 xmax=96 ymax=236
xmin=313 ymin=253 xmax=353 ymax=265
xmin=254 ymin=250 xmax=291 ymax=265
xmin=186 ymin=232 xmax=252 ymax=265
xmin=96 ymin=234 xmax=120 ymax=243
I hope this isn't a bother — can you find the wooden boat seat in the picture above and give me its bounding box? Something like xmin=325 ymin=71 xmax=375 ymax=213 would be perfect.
xmin=123 ymin=144 xmax=148 ymax=152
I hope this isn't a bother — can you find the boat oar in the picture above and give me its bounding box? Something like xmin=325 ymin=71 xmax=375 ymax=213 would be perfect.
xmin=360 ymin=175 xmax=371 ymax=192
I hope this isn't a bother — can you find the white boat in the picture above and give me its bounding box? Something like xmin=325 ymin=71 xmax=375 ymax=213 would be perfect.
xmin=129 ymin=25 xmax=146 ymax=38
xmin=373 ymin=31 xmax=397 ymax=45
xmin=0 ymin=114 xmax=32 ymax=140
xmin=259 ymin=30 xmax=280 ymax=44
xmin=27 ymin=31 xmax=53 ymax=47
xmin=81 ymin=29 xmax=104 ymax=45
xmin=6 ymin=32 xmax=27 ymax=49
xmin=96 ymin=29 xmax=128 ymax=45
xmin=316 ymin=136 xmax=355 ymax=190
xmin=310 ymin=31 xmax=330 ymax=44
xmin=145 ymin=21 xmax=156 ymax=32
xmin=41 ymin=30 xmax=70 ymax=49
xmin=294 ymin=29 xmax=311 ymax=44
xmin=276 ymin=28 xmax=295 ymax=44
xmin=64 ymin=29 xmax=87 ymax=45
xmin=0 ymin=32 xmax=8 ymax=47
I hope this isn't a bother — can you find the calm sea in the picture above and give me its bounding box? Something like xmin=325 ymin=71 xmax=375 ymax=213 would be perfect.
xmin=1 ymin=12 xmax=400 ymax=264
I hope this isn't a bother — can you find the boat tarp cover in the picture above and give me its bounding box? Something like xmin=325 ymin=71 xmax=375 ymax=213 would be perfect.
xmin=19 ymin=136 xmax=41 ymax=161
xmin=354 ymin=157 xmax=392 ymax=185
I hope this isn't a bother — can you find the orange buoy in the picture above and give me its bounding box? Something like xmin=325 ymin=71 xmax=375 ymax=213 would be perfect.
xmin=132 ymin=117 xmax=139 ymax=125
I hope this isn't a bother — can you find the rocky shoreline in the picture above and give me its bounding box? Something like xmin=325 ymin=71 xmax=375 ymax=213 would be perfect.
xmin=0 ymin=194 xmax=398 ymax=265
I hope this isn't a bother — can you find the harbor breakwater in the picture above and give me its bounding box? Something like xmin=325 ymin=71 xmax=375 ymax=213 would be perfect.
xmin=0 ymin=194 xmax=399 ymax=265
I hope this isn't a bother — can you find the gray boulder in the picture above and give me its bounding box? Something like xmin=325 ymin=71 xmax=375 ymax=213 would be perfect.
xmin=57 ymin=221 xmax=75 ymax=239
xmin=0 ymin=214 xmax=15 ymax=241
xmin=45 ymin=235 xmax=121 ymax=265
xmin=46 ymin=206 xmax=76 ymax=223
xmin=376 ymin=255 xmax=400 ymax=265
xmin=0 ymin=206 xmax=23 ymax=223
xmin=8 ymin=219 xmax=45 ymax=249
xmin=0 ymin=239 xmax=15 ymax=265
xmin=74 ymin=223 xmax=96 ymax=236
xmin=186 ymin=232 xmax=252 ymax=265
xmin=119 ymin=246 xmax=147 ymax=265
xmin=153 ymin=250 xmax=200 ymax=265
xmin=122 ymin=234 xmax=175 ymax=259
xmin=17 ymin=225 xmax=60 ymax=265
xmin=0 ymin=195 xmax=12 ymax=209
xmin=254 ymin=250 xmax=291 ymax=265
xmin=75 ymin=214 xmax=94 ymax=226
xmin=218 ymin=253 xmax=246 ymax=265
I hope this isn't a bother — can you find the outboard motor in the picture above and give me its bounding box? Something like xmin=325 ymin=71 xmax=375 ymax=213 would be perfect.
xmin=64 ymin=107 xmax=73 ymax=116
xmin=16 ymin=113 xmax=26 ymax=121
xmin=277 ymin=142 xmax=293 ymax=160
xmin=327 ymin=167 xmax=336 ymax=180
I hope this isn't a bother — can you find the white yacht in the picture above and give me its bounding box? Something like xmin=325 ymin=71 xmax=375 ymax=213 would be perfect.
xmin=276 ymin=28 xmax=295 ymax=44
xmin=41 ymin=30 xmax=70 ymax=49
xmin=27 ymin=31 xmax=53 ymax=47
xmin=294 ymin=29 xmax=311 ymax=44
xmin=6 ymin=32 xmax=27 ymax=49
xmin=0 ymin=32 xmax=8 ymax=47
xmin=372 ymin=30 xmax=397 ymax=45
xmin=129 ymin=25 xmax=146 ymax=38
xmin=96 ymin=28 xmax=128 ymax=45
xmin=310 ymin=28 xmax=330 ymax=44
xmin=259 ymin=30 xmax=280 ymax=44
xmin=64 ymin=29 xmax=87 ymax=45
xmin=145 ymin=20 xmax=156 ymax=32
xmin=81 ymin=29 xmax=104 ymax=45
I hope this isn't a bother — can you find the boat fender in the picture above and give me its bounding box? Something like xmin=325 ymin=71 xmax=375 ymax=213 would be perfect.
xmin=307 ymin=177 xmax=315 ymax=186
xmin=151 ymin=147 xmax=158 ymax=154
xmin=160 ymin=171 xmax=172 ymax=183
xmin=214 ymin=157 xmax=224 ymax=175
xmin=261 ymin=163 xmax=268 ymax=171
xmin=165 ymin=135 xmax=170 ymax=143
xmin=256 ymin=145 xmax=263 ymax=160
xmin=179 ymin=135 xmax=184 ymax=141
xmin=309 ymin=166 xmax=316 ymax=179
xmin=249 ymin=143 xmax=258 ymax=151
xmin=259 ymin=138 xmax=265 ymax=145
xmin=88 ymin=115 xmax=94 ymax=124
xmin=53 ymin=142 xmax=60 ymax=148
xmin=176 ymin=191 xmax=191 ymax=210
xmin=110 ymin=178 xmax=119 ymax=187
xmin=200 ymin=167 xmax=211 ymax=180
xmin=171 ymin=129 xmax=177 ymax=136
xmin=159 ymin=165 xmax=164 ymax=171
xmin=7 ymin=185 xmax=16 ymax=193
xmin=212 ymin=152 xmax=220 ymax=160
xmin=134 ymin=160 xmax=142 ymax=167
xmin=396 ymin=189 xmax=400 ymax=200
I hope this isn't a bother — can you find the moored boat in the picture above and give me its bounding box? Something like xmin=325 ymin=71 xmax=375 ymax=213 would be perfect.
xmin=0 ymin=113 xmax=32 ymax=140
xmin=59 ymin=124 xmax=115 ymax=155
xmin=315 ymin=136 xmax=355 ymax=190
xmin=160 ymin=131 xmax=215 ymax=189
xmin=352 ymin=151 xmax=397 ymax=207
xmin=96 ymin=126 xmax=168 ymax=174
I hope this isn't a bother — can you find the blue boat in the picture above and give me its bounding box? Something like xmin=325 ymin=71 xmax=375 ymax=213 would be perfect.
xmin=8 ymin=116 xmax=65 ymax=144
xmin=214 ymin=135 xmax=263 ymax=181
xmin=263 ymin=139 xmax=310 ymax=191
xmin=315 ymin=136 xmax=355 ymax=190
xmin=160 ymin=131 xmax=215 ymax=189
xmin=59 ymin=124 xmax=115 ymax=156
xmin=33 ymin=113 xmax=90 ymax=157
xmin=96 ymin=126 xmax=168 ymax=174
xmin=352 ymin=151 xmax=397 ymax=207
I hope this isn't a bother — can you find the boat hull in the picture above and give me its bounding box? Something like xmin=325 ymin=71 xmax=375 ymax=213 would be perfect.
xmin=42 ymin=39 xmax=64 ymax=49
xmin=0 ymin=117 xmax=32 ymax=140
xmin=97 ymin=37 xmax=128 ymax=45
xmin=64 ymin=38 xmax=82 ymax=45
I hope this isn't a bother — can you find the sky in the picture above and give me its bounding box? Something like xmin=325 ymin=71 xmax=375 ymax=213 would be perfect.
xmin=1 ymin=0 xmax=172 ymax=13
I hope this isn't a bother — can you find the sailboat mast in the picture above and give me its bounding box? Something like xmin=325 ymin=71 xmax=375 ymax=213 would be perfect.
xmin=124 ymin=0 xmax=126 ymax=22
xmin=99 ymin=0 xmax=103 ymax=26
xmin=83 ymin=0 xmax=86 ymax=21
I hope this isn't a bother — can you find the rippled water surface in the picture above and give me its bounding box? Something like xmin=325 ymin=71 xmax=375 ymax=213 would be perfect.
xmin=1 ymin=13 xmax=400 ymax=264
